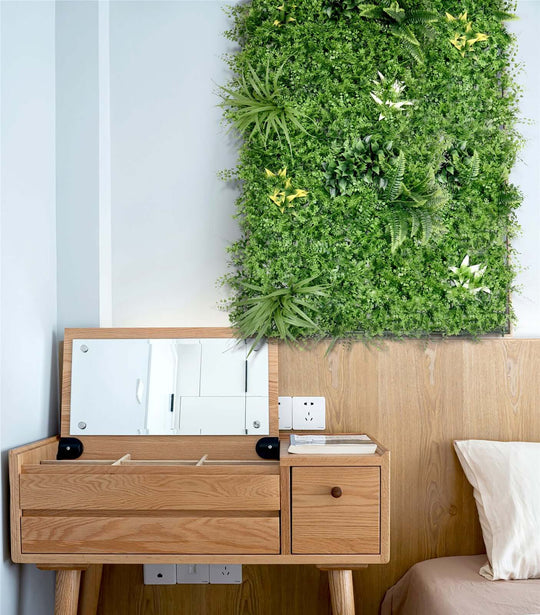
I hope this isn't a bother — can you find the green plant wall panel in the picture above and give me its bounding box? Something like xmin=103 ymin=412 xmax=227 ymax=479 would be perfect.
xmin=220 ymin=0 xmax=522 ymax=342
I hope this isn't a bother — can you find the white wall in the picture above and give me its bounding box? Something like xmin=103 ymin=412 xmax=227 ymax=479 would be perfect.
xmin=0 ymin=2 xmax=57 ymax=613
xmin=108 ymin=1 xmax=239 ymax=326
xmin=56 ymin=0 xmax=101 ymax=333
xmin=508 ymin=0 xmax=540 ymax=336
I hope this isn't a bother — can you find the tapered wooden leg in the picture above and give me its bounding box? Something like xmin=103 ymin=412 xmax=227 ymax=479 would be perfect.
xmin=79 ymin=565 xmax=103 ymax=615
xmin=327 ymin=569 xmax=355 ymax=615
xmin=55 ymin=569 xmax=81 ymax=615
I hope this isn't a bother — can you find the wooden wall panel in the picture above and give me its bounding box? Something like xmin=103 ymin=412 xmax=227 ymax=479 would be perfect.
xmin=97 ymin=338 xmax=540 ymax=615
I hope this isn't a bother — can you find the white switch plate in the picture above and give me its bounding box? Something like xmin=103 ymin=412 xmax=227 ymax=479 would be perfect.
xmin=176 ymin=564 xmax=210 ymax=584
xmin=292 ymin=397 xmax=326 ymax=430
xmin=278 ymin=396 xmax=293 ymax=430
xmin=209 ymin=564 xmax=242 ymax=584
xmin=143 ymin=564 xmax=177 ymax=585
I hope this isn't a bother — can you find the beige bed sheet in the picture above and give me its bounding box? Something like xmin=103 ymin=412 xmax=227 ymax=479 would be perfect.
xmin=381 ymin=555 xmax=540 ymax=615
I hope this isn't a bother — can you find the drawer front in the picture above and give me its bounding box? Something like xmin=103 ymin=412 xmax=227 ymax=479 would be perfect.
xmin=21 ymin=515 xmax=280 ymax=555
xmin=20 ymin=470 xmax=279 ymax=512
xmin=292 ymin=467 xmax=380 ymax=555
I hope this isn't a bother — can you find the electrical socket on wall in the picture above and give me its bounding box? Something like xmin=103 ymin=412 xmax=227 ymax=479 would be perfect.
xmin=143 ymin=564 xmax=177 ymax=585
xmin=176 ymin=564 xmax=210 ymax=584
xmin=292 ymin=396 xmax=326 ymax=430
xmin=209 ymin=564 xmax=243 ymax=584
xmin=278 ymin=396 xmax=293 ymax=430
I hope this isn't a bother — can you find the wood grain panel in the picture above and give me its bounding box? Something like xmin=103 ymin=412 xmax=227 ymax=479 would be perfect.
xmin=22 ymin=516 xmax=280 ymax=555
xmin=98 ymin=564 xmax=331 ymax=615
xmin=90 ymin=338 xmax=540 ymax=615
xmin=20 ymin=472 xmax=280 ymax=511
xmin=292 ymin=467 xmax=380 ymax=555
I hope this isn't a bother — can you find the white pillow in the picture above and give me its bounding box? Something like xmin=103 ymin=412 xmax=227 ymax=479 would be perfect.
xmin=454 ymin=439 xmax=540 ymax=580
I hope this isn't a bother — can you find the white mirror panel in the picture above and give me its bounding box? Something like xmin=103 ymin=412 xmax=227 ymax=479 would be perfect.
xmin=179 ymin=397 xmax=246 ymax=435
xmin=70 ymin=339 xmax=151 ymax=435
xmin=199 ymin=339 xmax=246 ymax=397
xmin=176 ymin=341 xmax=202 ymax=396
xmin=69 ymin=337 xmax=269 ymax=436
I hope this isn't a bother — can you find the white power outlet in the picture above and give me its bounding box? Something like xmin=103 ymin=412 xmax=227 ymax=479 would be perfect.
xmin=278 ymin=396 xmax=293 ymax=430
xmin=143 ymin=564 xmax=176 ymax=585
xmin=292 ymin=396 xmax=326 ymax=430
xmin=209 ymin=564 xmax=242 ymax=584
xmin=176 ymin=564 xmax=210 ymax=584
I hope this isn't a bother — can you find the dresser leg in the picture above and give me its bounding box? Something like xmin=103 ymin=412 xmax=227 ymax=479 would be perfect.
xmin=79 ymin=565 xmax=103 ymax=615
xmin=54 ymin=569 xmax=81 ymax=615
xmin=327 ymin=569 xmax=355 ymax=615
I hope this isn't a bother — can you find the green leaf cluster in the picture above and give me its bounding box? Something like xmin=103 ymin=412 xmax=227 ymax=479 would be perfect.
xmin=323 ymin=135 xmax=398 ymax=196
xmin=220 ymin=0 xmax=522 ymax=342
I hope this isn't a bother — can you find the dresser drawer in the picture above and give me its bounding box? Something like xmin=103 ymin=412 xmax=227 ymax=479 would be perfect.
xmin=291 ymin=467 xmax=380 ymax=555
xmin=20 ymin=466 xmax=279 ymax=511
xmin=21 ymin=515 xmax=280 ymax=555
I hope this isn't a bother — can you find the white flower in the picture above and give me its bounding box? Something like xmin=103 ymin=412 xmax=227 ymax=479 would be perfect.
xmin=370 ymin=92 xmax=384 ymax=105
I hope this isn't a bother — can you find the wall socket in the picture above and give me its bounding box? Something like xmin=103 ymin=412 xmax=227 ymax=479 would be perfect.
xmin=278 ymin=396 xmax=293 ymax=430
xmin=209 ymin=564 xmax=243 ymax=584
xmin=143 ymin=564 xmax=177 ymax=585
xmin=292 ymin=396 xmax=326 ymax=430
xmin=176 ymin=564 xmax=210 ymax=584
xmin=144 ymin=564 xmax=242 ymax=585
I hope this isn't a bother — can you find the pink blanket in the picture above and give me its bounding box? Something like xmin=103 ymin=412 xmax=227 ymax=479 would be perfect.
xmin=381 ymin=555 xmax=540 ymax=615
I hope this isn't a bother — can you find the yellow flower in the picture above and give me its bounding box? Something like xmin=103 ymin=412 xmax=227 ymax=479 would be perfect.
xmin=459 ymin=11 xmax=468 ymax=21
xmin=277 ymin=4 xmax=284 ymax=9
xmin=445 ymin=12 xmax=455 ymax=21
xmin=265 ymin=168 xmax=275 ymax=178
xmin=278 ymin=167 xmax=287 ymax=178
xmin=273 ymin=19 xmax=282 ymax=26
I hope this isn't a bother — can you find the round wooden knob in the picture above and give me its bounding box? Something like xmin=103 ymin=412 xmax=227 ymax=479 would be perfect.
xmin=331 ymin=486 xmax=343 ymax=498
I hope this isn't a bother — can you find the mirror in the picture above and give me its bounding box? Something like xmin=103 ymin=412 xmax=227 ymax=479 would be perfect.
xmin=69 ymin=338 xmax=269 ymax=436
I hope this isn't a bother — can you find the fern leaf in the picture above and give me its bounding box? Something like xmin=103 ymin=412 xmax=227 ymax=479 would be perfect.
xmin=389 ymin=209 xmax=409 ymax=252
xmin=390 ymin=23 xmax=420 ymax=46
xmin=417 ymin=208 xmax=434 ymax=242
xmin=410 ymin=210 xmax=420 ymax=238
xmin=384 ymin=151 xmax=405 ymax=201
xmin=393 ymin=34 xmax=424 ymax=63
xmin=404 ymin=9 xmax=438 ymax=25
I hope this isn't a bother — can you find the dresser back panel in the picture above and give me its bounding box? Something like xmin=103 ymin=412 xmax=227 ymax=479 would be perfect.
xmin=97 ymin=338 xmax=540 ymax=615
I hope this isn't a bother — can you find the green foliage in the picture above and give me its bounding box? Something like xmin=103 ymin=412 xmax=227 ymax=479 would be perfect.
xmin=231 ymin=277 xmax=328 ymax=349
xmin=323 ymin=135 xmax=398 ymax=196
xmin=220 ymin=0 xmax=523 ymax=341
xmin=324 ymin=1 xmax=439 ymax=63
xmin=437 ymin=142 xmax=480 ymax=186
xmin=383 ymin=153 xmax=449 ymax=251
xmin=219 ymin=59 xmax=310 ymax=154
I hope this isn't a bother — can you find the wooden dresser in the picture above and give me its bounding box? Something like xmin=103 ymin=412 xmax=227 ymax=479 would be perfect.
xmin=9 ymin=328 xmax=390 ymax=615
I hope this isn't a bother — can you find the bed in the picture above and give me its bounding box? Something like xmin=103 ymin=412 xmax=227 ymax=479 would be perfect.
xmin=381 ymin=555 xmax=540 ymax=615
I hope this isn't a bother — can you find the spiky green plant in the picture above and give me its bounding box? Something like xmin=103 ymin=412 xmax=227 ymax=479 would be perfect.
xmin=231 ymin=277 xmax=327 ymax=349
xmin=219 ymin=59 xmax=309 ymax=155
xmin=383 ymin=152 xmax=450 ymax=252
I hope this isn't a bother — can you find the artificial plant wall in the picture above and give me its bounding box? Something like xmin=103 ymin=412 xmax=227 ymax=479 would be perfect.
xmin=220 ymin=0 xmax=522 ymax=343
